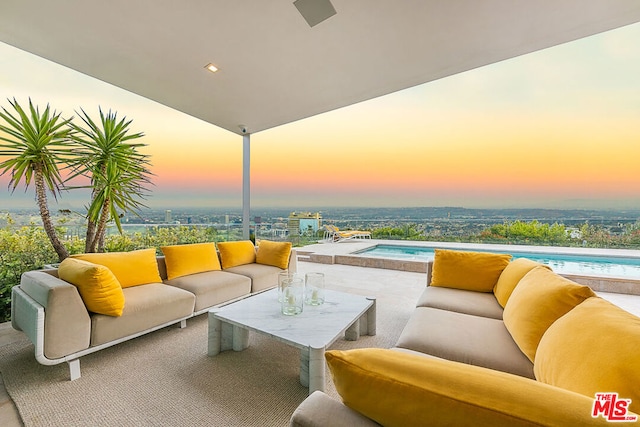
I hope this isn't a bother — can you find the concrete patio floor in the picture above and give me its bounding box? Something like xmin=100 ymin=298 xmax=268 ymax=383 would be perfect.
xmin=1 ymin=246 xmax=639 ymax=426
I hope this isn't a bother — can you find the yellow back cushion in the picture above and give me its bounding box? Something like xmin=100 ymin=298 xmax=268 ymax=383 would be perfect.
xmin=71 ymin=248 xmax=162 ymax=288
xmin=503 ymin=266 xmax=595 ymax=362
xmin=256 ymin=240 xmax=292 ymax=269
xmin=535 ymin=297 xmax=640 ymax=414
xmin=493 ymin=258 xmax=550 ymax=308
xmin=326 ymin=348 xmax=611 ymax=427
xmin=430 ymin=249 xmax=512 ymax=292
xmin=58 ymin=258 xmax=125 ymax=316
xmin=216 ymin=240 xmax=256 ymax=269
xmin=160 ymin=242 xmax=221 ymax=280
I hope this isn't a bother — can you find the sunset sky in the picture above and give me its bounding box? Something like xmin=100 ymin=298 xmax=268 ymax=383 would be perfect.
xmin=1 ymin=22 xmax=640 ymax=211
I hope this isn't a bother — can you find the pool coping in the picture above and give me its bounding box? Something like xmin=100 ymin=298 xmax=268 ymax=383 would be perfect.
xmin=297 ymin=240 xmax=640 ymax=296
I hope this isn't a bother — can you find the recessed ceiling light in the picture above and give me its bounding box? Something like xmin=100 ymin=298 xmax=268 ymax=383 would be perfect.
xmin=205 ymin=63 xmax=219 ymax=73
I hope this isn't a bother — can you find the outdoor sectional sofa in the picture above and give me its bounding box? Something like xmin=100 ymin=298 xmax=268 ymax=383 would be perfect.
xmin=11 ymin=240 xmax=296 ymax=380
xmin=291 ymin=249 xmax=640 ymax=426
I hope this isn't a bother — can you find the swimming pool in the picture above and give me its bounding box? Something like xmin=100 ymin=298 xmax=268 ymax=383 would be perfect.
xmin=357 ymin=244 xmax=640 ymax=279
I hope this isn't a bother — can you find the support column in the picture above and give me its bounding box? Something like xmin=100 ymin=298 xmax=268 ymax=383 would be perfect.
xmin=366 ymin=296 xmax=377 ymax=336
xmin=208 ymin=310 xmax=222 ymax=356
xmin=308 ymin=345 xmax=326 ymax=393
xmin=242 ymin=133 xmax=251 ymax=240
xmin=232 ymin=325 xmax=249 ymax=351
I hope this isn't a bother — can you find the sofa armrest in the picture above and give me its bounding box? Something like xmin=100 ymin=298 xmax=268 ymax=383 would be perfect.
xmin=14 ymin=271 xmax=91 ymax=361
xmin=290 ymin=391 xmax=380 ymax=427
xmin=288 ymin=249 xmax=298 ymax=273
xmin=426 ymin=260 xmax=433 ymax=286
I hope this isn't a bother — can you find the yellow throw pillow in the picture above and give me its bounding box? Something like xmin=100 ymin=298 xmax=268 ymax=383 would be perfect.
xmin=71 ymin=248 xmax=162 ymax=288
xmin=58 ymin=258 xmax=125 ymax=317
xmin=535 ymin=297 xmax=640 ymax=414
xmin=216 ymin=240 xmax=256 ymax=269
xmin=326 ymin=348 xmax=610 ymax=427
xmin=503 ymin=266 xmax=595 ymax=362
xmin=160 ymin=242 xmax=221 ymax=280
xmin=493 ymin=258 xmax=550 ymax=308
xmin=430 ymin=249 xmax=512 ymax=292
xmin=256 ymin=240 xmax=292 ymax=269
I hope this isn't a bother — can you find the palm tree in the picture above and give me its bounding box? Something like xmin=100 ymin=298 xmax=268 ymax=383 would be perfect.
xmin=68 ymin=108 xmax=152 ymax=253
xmin=0 ymin=98 xmax=74 ymax=261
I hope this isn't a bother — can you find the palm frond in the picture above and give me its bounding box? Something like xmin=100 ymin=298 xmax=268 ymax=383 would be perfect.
xmin=0 ymin=98 xmax=76 ymax=197
xmin=70 ymin=107 xmax=152 ymax=239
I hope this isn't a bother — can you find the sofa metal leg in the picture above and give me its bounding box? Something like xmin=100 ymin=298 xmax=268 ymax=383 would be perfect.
xmin=179 ymin=319 xmax=187 ymax=329
xmin=68 ymin=359 xmax=81 ymax=381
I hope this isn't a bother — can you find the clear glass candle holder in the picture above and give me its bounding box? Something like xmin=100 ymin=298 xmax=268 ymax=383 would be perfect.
xmin=278 ymin=271 xmax=297 ymax=302
xmin=304 ymin=272 xmax=325 ymax=306
xmin=281 ymin=276 xmax=304 ymax=315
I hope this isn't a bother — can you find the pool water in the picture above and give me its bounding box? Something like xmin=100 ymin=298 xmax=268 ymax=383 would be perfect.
xmin=358 ymin=245 xmax=640 ymax=279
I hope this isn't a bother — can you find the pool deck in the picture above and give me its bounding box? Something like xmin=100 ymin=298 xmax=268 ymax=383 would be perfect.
xmin=297 ymin=239 xmax=640 ymax=296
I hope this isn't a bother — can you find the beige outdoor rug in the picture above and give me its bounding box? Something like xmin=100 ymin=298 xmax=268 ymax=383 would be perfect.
xmin=0 ymin=265 xmax=425 ymax=426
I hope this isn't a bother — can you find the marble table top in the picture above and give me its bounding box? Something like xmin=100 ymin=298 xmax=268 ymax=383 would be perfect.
xmin=210 ymin=288 xmax=374 ymax=350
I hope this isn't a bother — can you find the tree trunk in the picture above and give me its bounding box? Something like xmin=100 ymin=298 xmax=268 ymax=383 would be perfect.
xmin=84 ymin=181 xmax=99 ymax=252
xmin=85 ymin=219 xmax=97 ymax=252
xmin=90 ymin=197 xmax=111 ymax=253
xmin=97 ymin=228 xmax=106 ymax=253
xmin=34 ymin=163 xmax=69 ymax=261
xmin=86 ymin=164 xmax=107 ymax=253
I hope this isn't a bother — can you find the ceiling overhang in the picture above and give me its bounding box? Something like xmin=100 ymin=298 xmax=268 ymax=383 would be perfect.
xmin=1 ymin=1 xmax=640 ymax=135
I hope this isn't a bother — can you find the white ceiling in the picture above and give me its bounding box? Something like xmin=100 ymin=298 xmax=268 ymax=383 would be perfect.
xmin=1 ymin=1 xmax=640 ymax=136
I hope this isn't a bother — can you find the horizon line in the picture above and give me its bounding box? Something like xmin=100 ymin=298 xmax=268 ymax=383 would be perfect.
xmin=3 ymin=205 xmax=640 ymax=213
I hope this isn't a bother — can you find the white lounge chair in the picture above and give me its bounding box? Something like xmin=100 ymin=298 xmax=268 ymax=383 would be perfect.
xmin=323 ymin=225 xmax=371 ymax=243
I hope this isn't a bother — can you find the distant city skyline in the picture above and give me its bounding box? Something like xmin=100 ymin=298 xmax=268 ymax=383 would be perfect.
xmin=1 ymin=22 xmax=640 ymax=211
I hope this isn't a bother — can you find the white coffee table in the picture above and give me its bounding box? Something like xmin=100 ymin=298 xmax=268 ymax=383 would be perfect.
xmin=207 ymin=288 xmax=376 ymax=394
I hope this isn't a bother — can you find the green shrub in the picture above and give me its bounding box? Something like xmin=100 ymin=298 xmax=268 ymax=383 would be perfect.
xmin=133 ymin=225 xmax=219 ymax=251
xmin=482 ymin=220 xmax=567 ymax=245
xmin=0 ymin=218 xmax=58 ymax=322
xmin=372 ymin=224 xmax=421 ymax=240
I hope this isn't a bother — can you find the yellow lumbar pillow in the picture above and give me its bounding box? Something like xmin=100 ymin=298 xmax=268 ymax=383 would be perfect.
xmin=71 ymin=248 xmax=162 ymax=288
xmin=58 ymin=258 xmax=125 ymax=317
xmin=503 ymin=266 xmax=595 ymax=362
xmin=255 ymin=240 xmax=292 ymax=269
xmin=161 ymin=242 xmax=221 ymax=280
xmin=216 ymin=240 xmax=256 ymax=269
xmin=430 ymin=249 xmax=512 ymax=292
xmin=493 ymin=258 xmax=550 ymax=308
xmin=325 ymin=348 xmax=610 ymax=427
xmin=535 ymin=297 xmax=640 ymax=414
